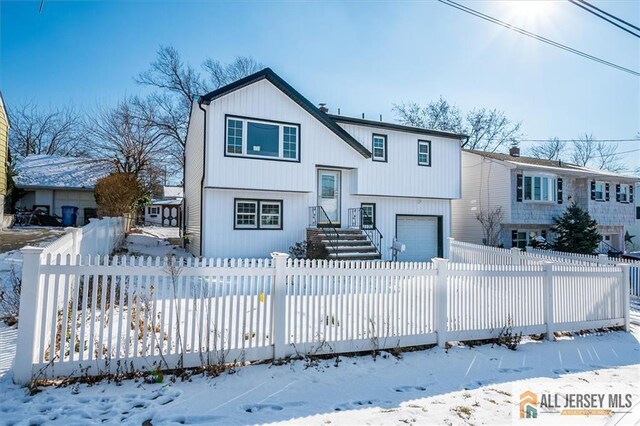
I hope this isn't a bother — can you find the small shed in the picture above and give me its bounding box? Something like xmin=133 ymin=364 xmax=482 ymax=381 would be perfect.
xmin=144 ymin=199 xmax=182 ymax=227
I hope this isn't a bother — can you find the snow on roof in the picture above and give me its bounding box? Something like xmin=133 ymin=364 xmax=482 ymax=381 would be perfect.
xmin=151 ymin=198 xmax=182 ymax=205
xmin=14 ymin=155 xmax=114 ymax=190
xmin=163 ymin=186 xmax=183 ymax=198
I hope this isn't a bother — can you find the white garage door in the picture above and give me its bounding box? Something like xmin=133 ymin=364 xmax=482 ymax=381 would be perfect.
xmin=396 ymin=216 xmax=439 ymax=262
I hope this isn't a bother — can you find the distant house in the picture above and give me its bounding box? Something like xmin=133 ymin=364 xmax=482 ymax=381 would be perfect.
xmin=144 ymin=186 xmax=183 ymax=227
xmin=14 ymin=155 xmax=113 ymax=226
xmin=0 ymin=92 xmax=9 ymax=227
xmin=452 ymin=147 xmax=638 ymax=253
xmin=626 ymin=182 xmax=640 ymax=253
xmin=183 ymin=68 xmax=464 ymax=260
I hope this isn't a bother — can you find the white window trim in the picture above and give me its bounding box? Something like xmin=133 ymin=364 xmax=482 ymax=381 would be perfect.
xmin=372 ymin=134 xmax=387 ymax=162
xmin=259 ymin=201 xmax=282 ymax=229
xmin=595 ymin=181 xmax=605 ymax=201
xmin=226 ymin=116 xmax=300 ymax=162
xmin=234 ymin=200 xmax=258 ymax=229
xmin=619 ymin=184 xmax=630 ymax=203
xmin=523 ymin=173 xmax=557 ymax=203
xmin=418 ymin=140 xmax=431 ymax=166
xmin=148 ymin=206 xmax=160 ymax=215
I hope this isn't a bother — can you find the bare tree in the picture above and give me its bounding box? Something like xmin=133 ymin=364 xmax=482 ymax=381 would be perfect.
xmin=135 ymin=46 xmax=263 ymax=180
xmin=8 ymin=101 xmax=86 ymax=158
xmin=571 ymin=133 xmax=596 ymax=166
xmin=593 ymin=141 xmax=625 ymax=173
xmin=476 ymin=206 xmax=504 ymax=247
xmin=394 ymin=97 xmax=521 ymax=152
xmin=88 ymin=98 xmax=170 ymax=185
xmin=529 ymin=137 xmax=566 ymax=161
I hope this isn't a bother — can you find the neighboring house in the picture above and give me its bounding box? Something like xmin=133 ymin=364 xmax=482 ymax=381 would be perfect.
xmin=452 ymin=148 xmax=638 ymax=252
xmin=0 ymin=92 xmax=9 ymax=227
xmin=626 ymin=182 xmax=640 ymax=252
xmin=14 ymin=155 xmax=113 ymax=226
xmin=184 ymin=68 xmax=465 ymax=261
xmin=144 ymin=186 xmax=183 ymax=227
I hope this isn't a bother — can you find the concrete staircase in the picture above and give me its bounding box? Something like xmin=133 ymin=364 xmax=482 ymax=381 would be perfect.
xmin=307 ymin=228 xmax=381 ymax=260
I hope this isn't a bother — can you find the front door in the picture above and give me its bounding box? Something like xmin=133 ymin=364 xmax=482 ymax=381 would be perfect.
xmin=318 ymin=169 xmax=341 ymax=225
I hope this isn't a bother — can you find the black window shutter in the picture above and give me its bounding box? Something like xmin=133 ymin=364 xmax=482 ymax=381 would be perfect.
xmin=590 ymin=181 xmax=596 ymax=200
xmin=605 ymin=183 xmax=610 ymax=201
xmin=557 ymin=178 xmax=563 ymax=204
xmin=511 ymin=230 xmax=518 ymax=247
xmin=516 ymin=174 xmax=523 ymax=202
xmin=541 ymin=230 xmax=547 ymax=239
xmin=630 ymin=185 xmax=634 ymax=204
xmin=616 ymin=184 xmax=621 ymax=202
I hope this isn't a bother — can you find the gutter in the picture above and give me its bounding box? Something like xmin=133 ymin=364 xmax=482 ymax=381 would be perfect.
xmin=198 ymin=98 xmax=207 ymax=256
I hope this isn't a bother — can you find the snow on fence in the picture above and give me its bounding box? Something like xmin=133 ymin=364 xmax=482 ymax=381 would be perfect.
xmin=13 ymin=250 xmax=630 ymax=384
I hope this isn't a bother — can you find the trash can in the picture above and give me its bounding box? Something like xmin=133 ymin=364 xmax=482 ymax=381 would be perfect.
xmin=61 ymin=206 xmax=79 ymax=227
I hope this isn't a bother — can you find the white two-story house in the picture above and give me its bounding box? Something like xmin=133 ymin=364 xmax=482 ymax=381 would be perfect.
xmin=184 ymin=68 xmax=464 ymax=261
xmin=452 ymin=148 xmax=638 ymax=253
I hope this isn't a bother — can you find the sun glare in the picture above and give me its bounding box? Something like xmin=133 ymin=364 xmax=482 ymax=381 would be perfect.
xmin=506 ymin=0 xmax=555 ymax=26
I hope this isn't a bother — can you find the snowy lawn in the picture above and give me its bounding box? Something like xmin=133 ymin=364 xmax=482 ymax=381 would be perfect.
xmin=124 ymin=226 xmax=190 ymax=259
xmin=0 ymin=231 xmax=639 ymax=424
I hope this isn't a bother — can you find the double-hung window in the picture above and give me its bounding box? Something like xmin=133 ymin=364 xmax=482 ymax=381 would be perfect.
xmin=619 ymin=184 xmax=630 ymax=203
xmin=234 ymin=199 xmax=283 ymax=230
xmin=226 ymin=116 xmax=300 ymax=161
xmin=418 ymin=140 xmax=431 ymax=166
xmin=372 ymin=134 xmax=387 ymax=162
xmin=523 ymin=174 xmax=556 ymax=202
xmin=595 ymin=181 xmax=605 ymax=201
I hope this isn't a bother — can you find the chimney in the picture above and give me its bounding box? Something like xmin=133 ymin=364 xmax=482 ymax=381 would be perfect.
xmin=318 ymin=103 xmax=328 ymax=113
xmin=509 ymin=146 xmax=520 ymax=157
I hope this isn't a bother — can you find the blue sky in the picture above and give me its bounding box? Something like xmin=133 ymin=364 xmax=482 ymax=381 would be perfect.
xmin=1 ymin=0 xmax=639 ymax=170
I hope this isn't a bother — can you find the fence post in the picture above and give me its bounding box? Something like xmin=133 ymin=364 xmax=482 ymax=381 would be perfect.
xmin=89 ymin=218 xmax=100 ymax=254
xmin=433 ymin=258 xmax=449 ymax=348
xmin=619 ymin=264 xmax=631 ymax=332
xmin=510 ymin=247 xmax=521 ymax=265
xmin=14 ymin=246 xmax=45 ymax=385
xmin=597 ymin=254 xmax=608 ymax=266
xmin=66 ymin=227 xmax=81 ymax=258
xmin=543 ymin=262 xmax=554 ymax=341
xmin=271 ymin=252 xmax=289 ymax=359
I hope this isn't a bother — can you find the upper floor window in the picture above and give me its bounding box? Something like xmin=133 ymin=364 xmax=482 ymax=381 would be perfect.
xmin=372 ymin=134 xmax=387 ymax=162
xmin=618 ymin=184 xmax=630 ymax=203
xmin=225 ymin=116 xmax=300 ymax=162
xmin=418 ymin=140 xmax=431 ymax=166
xmin=594 ymin=181 xmax=605 ymax=201
xmin=523 ymin=174 xmax=556 ymax=202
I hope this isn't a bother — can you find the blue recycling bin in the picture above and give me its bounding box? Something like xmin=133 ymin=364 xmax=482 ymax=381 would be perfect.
xmin=61 ymin=206 xmax=79 ymax=227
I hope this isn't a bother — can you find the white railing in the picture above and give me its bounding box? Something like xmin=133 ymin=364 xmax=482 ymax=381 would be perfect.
xmin=13 ymin=251 xmax=629 ymax=384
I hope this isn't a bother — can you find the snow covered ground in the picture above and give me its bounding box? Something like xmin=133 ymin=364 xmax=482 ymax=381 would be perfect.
xmin=124 ymin=226 xmax=190 ymax=259
xmin=0 ymin=230 xmax=639 ymax=425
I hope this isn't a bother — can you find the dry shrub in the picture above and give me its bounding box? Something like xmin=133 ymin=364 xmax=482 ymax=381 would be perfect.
xmin=94 ymin=173 xmax=144 ymax=217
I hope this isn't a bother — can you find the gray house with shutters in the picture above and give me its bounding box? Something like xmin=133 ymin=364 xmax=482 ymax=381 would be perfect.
xmin=452 ymin=148 xmax=638 ymax=253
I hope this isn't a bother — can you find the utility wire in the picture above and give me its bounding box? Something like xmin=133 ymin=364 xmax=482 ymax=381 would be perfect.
xmin=569 ymin=0 xmax=640 ymax=39
xmin=574 ymin=0 xmax=640 ymax=32
xmin=520 ymin=138 xmax=640 ymax=143
xmin=437 ymin=0 xmax=640 ymax=77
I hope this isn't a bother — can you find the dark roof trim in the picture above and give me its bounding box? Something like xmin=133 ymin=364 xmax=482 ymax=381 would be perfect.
xmin=200 ymin=68 xmax=371 ymax=158
xmin=328 ymin=114 xmax=468 ymax=140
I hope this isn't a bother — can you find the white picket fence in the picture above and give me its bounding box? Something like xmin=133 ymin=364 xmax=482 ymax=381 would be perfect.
xmin=13 ymin=249 xmax=630 ymax=384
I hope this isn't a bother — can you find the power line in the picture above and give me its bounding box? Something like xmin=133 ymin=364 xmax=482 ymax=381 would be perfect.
xmin=520 ymin=138 xmax=640 ymax=143
xmin=574 ymin=0 xmax=640 ymax=33
xmin=569 ymin=0 xmax=640 ymax=39
xmin=437 ymin=0 xmax=640 ymax=77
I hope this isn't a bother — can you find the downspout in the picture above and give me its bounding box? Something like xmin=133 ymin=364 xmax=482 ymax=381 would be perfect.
xmin=198 ymin=98 xmax=207 ymax=257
